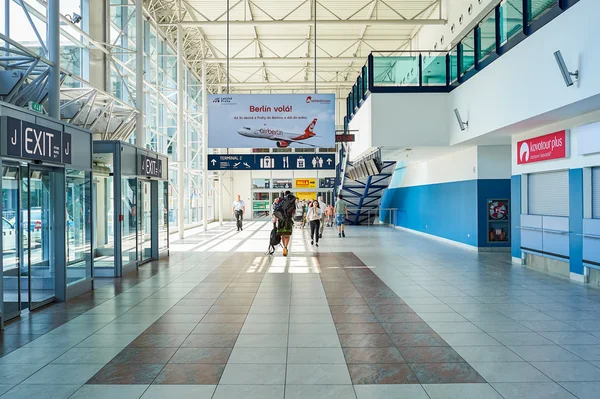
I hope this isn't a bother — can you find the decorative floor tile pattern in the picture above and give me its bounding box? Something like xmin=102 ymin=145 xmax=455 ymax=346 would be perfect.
xmin=2 ymin=222 xmax=600 ymax=398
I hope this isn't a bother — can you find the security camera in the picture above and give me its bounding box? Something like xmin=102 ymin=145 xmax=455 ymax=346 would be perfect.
xmin=454 ymin=108 xmax=468 ymax=131
xmin=554 ymin=50 xmax=578 ymax=87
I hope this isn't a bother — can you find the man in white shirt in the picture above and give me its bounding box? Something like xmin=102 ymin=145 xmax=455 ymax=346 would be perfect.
xmin=232 ymin=194 xmax=246 ymax=231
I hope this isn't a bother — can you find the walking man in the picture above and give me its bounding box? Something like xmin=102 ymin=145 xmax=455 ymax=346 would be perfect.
xmin=232 ymin=194 xmax=246 ymax=231
xmin=334 ymin=194 xmax=348 ymax=238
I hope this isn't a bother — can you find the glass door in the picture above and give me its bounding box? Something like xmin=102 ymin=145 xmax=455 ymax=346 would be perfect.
xmin=2 ymin=164 xmax=55 ymax=320
xmin=139 ymin=180 xmax=152 ymax=262
xmin=26 ymin=167 xmax=55 ymax=309
xmin=121 ymin=177 xmax=138 ymax=267
xmin=2 ymin=165 xmax=21 ymax=319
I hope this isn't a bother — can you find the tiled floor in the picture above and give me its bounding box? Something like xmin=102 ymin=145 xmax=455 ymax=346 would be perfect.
xmin=1 ymin=221 xmax=600 ymax=398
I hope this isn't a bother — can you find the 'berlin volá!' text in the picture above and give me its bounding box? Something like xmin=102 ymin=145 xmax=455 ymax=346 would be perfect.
xmin=249 ymin=105 xmax=293 ymax=112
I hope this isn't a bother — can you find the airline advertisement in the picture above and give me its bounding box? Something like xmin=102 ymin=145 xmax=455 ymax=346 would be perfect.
xmin=208 ymin=94 xmax=336 ymax=149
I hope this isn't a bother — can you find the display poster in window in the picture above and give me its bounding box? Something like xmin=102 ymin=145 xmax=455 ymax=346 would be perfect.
xmin=488 ymin=199 xmax=509 ymax=243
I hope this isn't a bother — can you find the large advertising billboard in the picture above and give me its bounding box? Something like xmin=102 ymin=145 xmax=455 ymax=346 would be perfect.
xmin=208 ymin=94 xmax=335 ymax=149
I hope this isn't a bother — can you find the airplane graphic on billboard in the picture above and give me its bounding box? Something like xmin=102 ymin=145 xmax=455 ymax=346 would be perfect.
xmin=237 ymin=118 xmax=318 ymax=148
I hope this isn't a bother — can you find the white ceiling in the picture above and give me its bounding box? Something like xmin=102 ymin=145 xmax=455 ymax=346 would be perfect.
xmin=148 ymin=0 xmax=445 ymax=94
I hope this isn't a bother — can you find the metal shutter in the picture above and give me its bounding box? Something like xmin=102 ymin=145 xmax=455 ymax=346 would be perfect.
xmin=593 ymin=168 xmax=600 ymax=219
xmin=528 ymin=170 xmax=569 ymax=217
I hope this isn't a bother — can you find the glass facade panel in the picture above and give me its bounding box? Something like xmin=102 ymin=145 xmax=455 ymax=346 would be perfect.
xmin=373 ymin=56 xmax=419 ymax=86
xmin=460 ymin=31 xmax=476 ymax=75
xmin=122 ymin=177 xmax=138 ymax=265
xmin=66 ymin=169 xmax=92 ymax=285
xmin=449 ymin=46 xmax=458 ymax=83
xmin=529 ymin=0 xmax=558 ymax=22
xmin=499 ymin=0 xmax=524 ymax=45
xmin=158 ymin=181 xmax=169 ymax=251
xmin=2 ymin=165 xmax=20 ymax=318
xmin=479 ymin=9 xmax=497 ymax=61
xmin=422 ymin=53 xmax=447 ymax=86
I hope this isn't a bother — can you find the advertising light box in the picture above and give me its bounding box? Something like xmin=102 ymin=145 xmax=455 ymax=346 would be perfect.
xmin=517 ymin=131 xmax=568 ymax=164
xmin=208 ymin=94 xmax=335 ymax=149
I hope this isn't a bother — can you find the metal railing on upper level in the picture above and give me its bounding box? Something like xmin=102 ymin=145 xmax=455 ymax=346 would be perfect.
xmin=346 ymin=0 xmax=582 ymax=122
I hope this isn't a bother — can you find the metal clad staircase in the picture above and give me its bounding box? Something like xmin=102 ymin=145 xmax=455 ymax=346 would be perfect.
xmin=339 ymin=159 xmax=396 ymax=225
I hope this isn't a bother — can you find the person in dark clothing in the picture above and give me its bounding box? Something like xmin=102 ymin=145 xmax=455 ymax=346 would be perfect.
xmin=307 ymin=200 xmax=323 ymax=247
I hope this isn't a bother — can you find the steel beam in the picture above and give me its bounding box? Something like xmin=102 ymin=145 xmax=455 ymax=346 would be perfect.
xmin=177 ymin=24 xmax=185 ymax=239
xmin=136 ymin=0 xmax=145 ymax=147
xmin=202 ymin=60 xmax=208 ymax=232
xmin=200 ymin=57 xmax=364 ymax=64
xmin=166 ymin=19 xmax=445 ymax=28
xmin=47 ymin=0 xmax=60 ymax=118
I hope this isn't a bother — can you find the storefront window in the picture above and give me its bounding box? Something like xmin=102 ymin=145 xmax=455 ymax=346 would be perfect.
xmin=252 ymin=178 xmax=270 ymax=189
xmin=66 ymin=169 xmax=92 ymax=285
xmin=122 ymin=177 xmax=138 ymax=265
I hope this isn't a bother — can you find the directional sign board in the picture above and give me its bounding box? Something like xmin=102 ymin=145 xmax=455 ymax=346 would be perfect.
xmin=6 ymin=116 xmax=71 ymax=164
xmin=208 ymin=153 xmax=335 ymax=171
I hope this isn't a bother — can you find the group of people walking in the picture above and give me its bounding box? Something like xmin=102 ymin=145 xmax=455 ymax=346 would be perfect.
xmin=233 ymin=192 xmax=349 ymax=256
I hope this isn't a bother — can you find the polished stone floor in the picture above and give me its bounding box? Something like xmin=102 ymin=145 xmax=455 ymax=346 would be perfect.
xmin=1 ymin=221 xmax=600 ymax=398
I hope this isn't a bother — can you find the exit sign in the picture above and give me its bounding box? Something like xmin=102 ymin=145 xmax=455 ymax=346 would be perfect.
xmin=28 ymin=101 xmax=43 ymax=114
xmin=335 ymin=134 xmax=355 ymax=143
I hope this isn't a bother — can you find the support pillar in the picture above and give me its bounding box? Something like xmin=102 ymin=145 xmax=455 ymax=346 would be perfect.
xmin=218 ymin=174 xmax=223 ymax=226
xmin=177 ymin=25 xmax=185 ymax=239
xmin=135 ymin=0 xmax=145 ymax=147
xmin=202 ymin=61 xmax=208 ymax=232
xmin=47 ymin=0 xmax=60 ymax=119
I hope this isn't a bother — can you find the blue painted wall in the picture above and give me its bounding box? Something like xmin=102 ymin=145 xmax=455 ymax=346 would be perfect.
xmin=384 ymin=180 xmax=479 ymax=246
xmin=478 ymin=180 xmax=512 ymax=248
xmin=511 ymin=175 xmax=522 ymax=259
xmin=383 ymin=179 xmax=511 ymax=247
xmin=569 ymin=168 xmax=584 ymax=275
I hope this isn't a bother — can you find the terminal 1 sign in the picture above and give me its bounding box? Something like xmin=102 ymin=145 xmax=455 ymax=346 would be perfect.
xmin=517 ymin=130 xmax=567 ymax=165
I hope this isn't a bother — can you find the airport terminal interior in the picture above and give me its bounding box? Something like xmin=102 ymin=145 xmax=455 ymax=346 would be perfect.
xmin=1 ymin=0 xmax=600 ymax=398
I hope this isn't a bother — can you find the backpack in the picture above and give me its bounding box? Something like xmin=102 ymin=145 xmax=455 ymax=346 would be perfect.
xmin=267 ymin=227 xmax=281 ymax=255
xmin=273 ymin=195 xmax=296 ymax=221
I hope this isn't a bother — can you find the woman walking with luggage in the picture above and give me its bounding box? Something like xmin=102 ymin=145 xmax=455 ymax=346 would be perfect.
xmin=307 ymin=200 xmax=323 ymax=247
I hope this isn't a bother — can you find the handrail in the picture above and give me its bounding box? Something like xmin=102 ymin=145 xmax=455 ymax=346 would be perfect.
xmin=346 ymin=0 xmax=578 ymax=121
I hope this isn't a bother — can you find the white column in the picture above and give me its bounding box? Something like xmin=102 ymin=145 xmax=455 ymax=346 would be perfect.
xmin=177 ymin=25 xmax=185 ymax=239
xmin=202 ymin=61 xmax=209 ymax=231
xmin=135 ymin=0 xmax=145 ymax=147
xmin=218 ymin=174 xmax=223 ymax=225
xmin=47 ymin=0 xmax=60 ymax=119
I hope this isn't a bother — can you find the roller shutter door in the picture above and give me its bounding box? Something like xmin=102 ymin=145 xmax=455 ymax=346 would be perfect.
xmin=528 ymin=170 xmax=569 ymax=217
xmin=593 ymin=167 xmax=600 ymax=218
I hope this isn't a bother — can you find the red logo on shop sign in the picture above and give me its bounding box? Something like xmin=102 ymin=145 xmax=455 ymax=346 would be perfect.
xmin=517 ymin=131 xmax=567 ymax=164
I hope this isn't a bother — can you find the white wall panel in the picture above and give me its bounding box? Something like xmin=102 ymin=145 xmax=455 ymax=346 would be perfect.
xmin=449 ymin=0 xmax=600 ymax=146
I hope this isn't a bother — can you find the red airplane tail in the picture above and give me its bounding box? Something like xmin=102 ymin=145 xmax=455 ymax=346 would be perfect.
xmin=293 ymin=118 xmax=317 ymax=140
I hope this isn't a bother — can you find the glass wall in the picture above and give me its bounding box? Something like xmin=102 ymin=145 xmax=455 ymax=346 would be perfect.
xmin=460 ymin=31 xmax=476 ymax=76
xmin=479 ymin=9 xmax=497 ymax=62
xmin=121 ymin=177 xmax=137 ymax=266
xmin=93 ymin=157 xmax=115 ymax=272
xmin=158 ymin=181 xmax=169 ymax=251
xmin=66 ymin=169 xmax=92 ymax=285
xmin=499 ymin=0 xmax=524 ymax=45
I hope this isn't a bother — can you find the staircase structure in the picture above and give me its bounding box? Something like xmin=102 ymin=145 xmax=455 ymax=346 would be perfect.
xmin=336 ymin=146 xmax=395 ymax=225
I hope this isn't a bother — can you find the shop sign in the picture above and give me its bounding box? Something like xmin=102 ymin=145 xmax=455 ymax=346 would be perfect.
xmin=319 ymin=177 xmax=335 ymax=188
xmin=139 ymin=154 xmax=163 ymax=178
xmin=272 ymin=179 xmax=293 ymax=189
xmin=253 ymin=201 xmax=270 ymax=211
xmin=517 ymin=131 xmax=567 ymax=165
xmin=6 ymin=117 xmax=71 ymax=164
xmin=295 ymin=178 xmax=317 ymax=189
